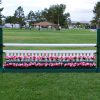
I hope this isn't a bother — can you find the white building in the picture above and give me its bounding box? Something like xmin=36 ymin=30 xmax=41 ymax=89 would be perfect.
xmin=4 ymin=23 xmax=20 ymax=28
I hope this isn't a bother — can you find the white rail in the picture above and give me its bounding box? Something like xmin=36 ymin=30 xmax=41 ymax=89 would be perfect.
xmin=4 ymin=43 xmax=96 ymax=47
xmin=4 ymin=50 xmax=96 ymax=56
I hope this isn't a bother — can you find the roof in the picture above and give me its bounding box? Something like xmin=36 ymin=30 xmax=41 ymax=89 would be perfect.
xmin=33 ymin=21 xmax=57 ymax=27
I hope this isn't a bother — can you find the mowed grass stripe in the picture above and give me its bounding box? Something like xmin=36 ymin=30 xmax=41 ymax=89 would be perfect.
xmin=3 ymin=29 xmax=96 ymax=44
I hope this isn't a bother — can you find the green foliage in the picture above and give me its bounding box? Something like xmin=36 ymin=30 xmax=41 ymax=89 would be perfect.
xmin=5 ymin=16 xmax=16 ymax=24
xmin=27 ymin=10 xmax=46 ymax=23
xmin=14 ymin=6 xmax=25 ymax=28
xmin=42 ymin=4 xmax=70 ymax=26
xmin=14 ymin=6 xmax=25 ymax=18
xmin=27 ymin=11 xmax=35 ymax=21
xmin=0 ymin=8 xmax=3 ymax=25
xmin=92 ymin=2 xmax=100 ymax=26
xmin=0 ymin=18 xmax=1 ymax=23
xmin=91 ymin=20 xmax=97 ymax=26
xmin=4 ymin=4 xmax=70 ymax=27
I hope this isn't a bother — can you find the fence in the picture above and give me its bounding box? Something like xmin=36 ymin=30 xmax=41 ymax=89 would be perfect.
xmin=0 ymin=28 xmax=100 ymax=72
xmin=2 ymin=43 xmax=98 ymax=72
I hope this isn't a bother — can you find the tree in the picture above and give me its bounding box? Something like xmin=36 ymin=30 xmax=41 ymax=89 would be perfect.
xmin=42 ymin=4 xmax=70 ymax=27
xmin=91 ymin=19 xmax=97 ymax=26
xmin=27 ymin=10 xmax=46 ymax=23
xmin=76 ymin=22 xmax=81 ymax=28
xmin=14 ymin=6 xmax=25 ymax=28
xmin=14 ymin=6 xmax=25 ymax=18
xmin=5 ymin=16 xmax=16 ymax=23
xmin=5 ymin=16 xmax=16 ymax=28
xmin=35 ymin=10 xmax=46 ymax=22
xmin=27 ymin=11 xmax=35 ymax=21
xmin=0 ymin=8 xmax=3 ymax=25
xmin=92 ymin=2 xmax=100 ymax=26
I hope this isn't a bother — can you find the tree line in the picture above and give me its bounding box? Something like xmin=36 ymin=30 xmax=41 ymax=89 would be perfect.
xmin=5 ymin=4 xmax=70 ymax=28
xmin=1 ymin=2 xmax=100 ymax=28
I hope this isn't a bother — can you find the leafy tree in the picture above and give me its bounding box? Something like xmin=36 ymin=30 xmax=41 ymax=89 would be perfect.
xmin=91 ymin=20 xmax=97 ymax=26
xmin=14 ymin=6 xmax=25 ymax=28
xmin=26 ymin=4 xmax=70 ymax=27
xmin=5 ymin=16 xmax=16 ymax=28
xmin=14 ymin=6 xmax=25 ymax=18
xmin=5 ymin=16 xmax=16 ymax=23
xmin=35 ymin=10 xmax=46 ymax=22
xmin=0 ymin=8 xmax=3 ymax=25
xmin=26 ymin=10 xmax=35 ymax=26
xmin=33 ymin=11 xmax=41 ymax=22
xmin=27 ymin=10 xmax=46 ymax=23
xmin=42 ymin=4 xmax=70 ymax=27
xmin=76 ymin=22 xmax=81 ymax=28
xmin=27 ymin=11 xmax=35 ymax=21
xmin=92 ymin=2 xmax=100 ymax=26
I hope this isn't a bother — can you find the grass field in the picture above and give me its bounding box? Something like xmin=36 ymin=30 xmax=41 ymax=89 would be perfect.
xmin=3 ymin=28 xmax=96 ymax=50
xmin=4 ymin=28 xmax=96 ymax=43
xmin=1 ymin=28 xmax=100 ymax=100
xmin=0 ymin=73 xmax=100 ymax=100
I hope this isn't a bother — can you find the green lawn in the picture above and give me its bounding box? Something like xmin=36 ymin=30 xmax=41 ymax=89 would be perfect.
xmin=4 ymin=28 xmax=96 ymax=43
xmin=0 ymin=73 xmax=100 ymax=100
xmin=3 ymin=28 xmax=96 ymax=50
xmin=1 ymin=28 xmax=100 ymax=100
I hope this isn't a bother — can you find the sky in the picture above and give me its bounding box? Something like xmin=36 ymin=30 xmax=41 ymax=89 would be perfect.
xmin=1 ymin=0 xmax=100 ymax=22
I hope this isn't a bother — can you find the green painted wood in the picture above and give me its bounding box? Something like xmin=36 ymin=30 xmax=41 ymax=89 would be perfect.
xmin=0 ymin=27 xmax=3 ymax=70
xmin=3 ymin=67 xmax=99 ymax=73
xmin=0 ymin=68 xmax=3 ymax=72
xmin=97 ymin=28 xmax=100 ymax=68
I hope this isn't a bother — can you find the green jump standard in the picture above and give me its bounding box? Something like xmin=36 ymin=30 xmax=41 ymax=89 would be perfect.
xmin=97 ymin=28 xmax=100 ymax=68
xmin=0 ymin=27 xmax=3 ymax=72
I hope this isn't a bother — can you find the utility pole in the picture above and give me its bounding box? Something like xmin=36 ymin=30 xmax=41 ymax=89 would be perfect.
xmin=0 ymin=0 xmax=3 ymax=72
